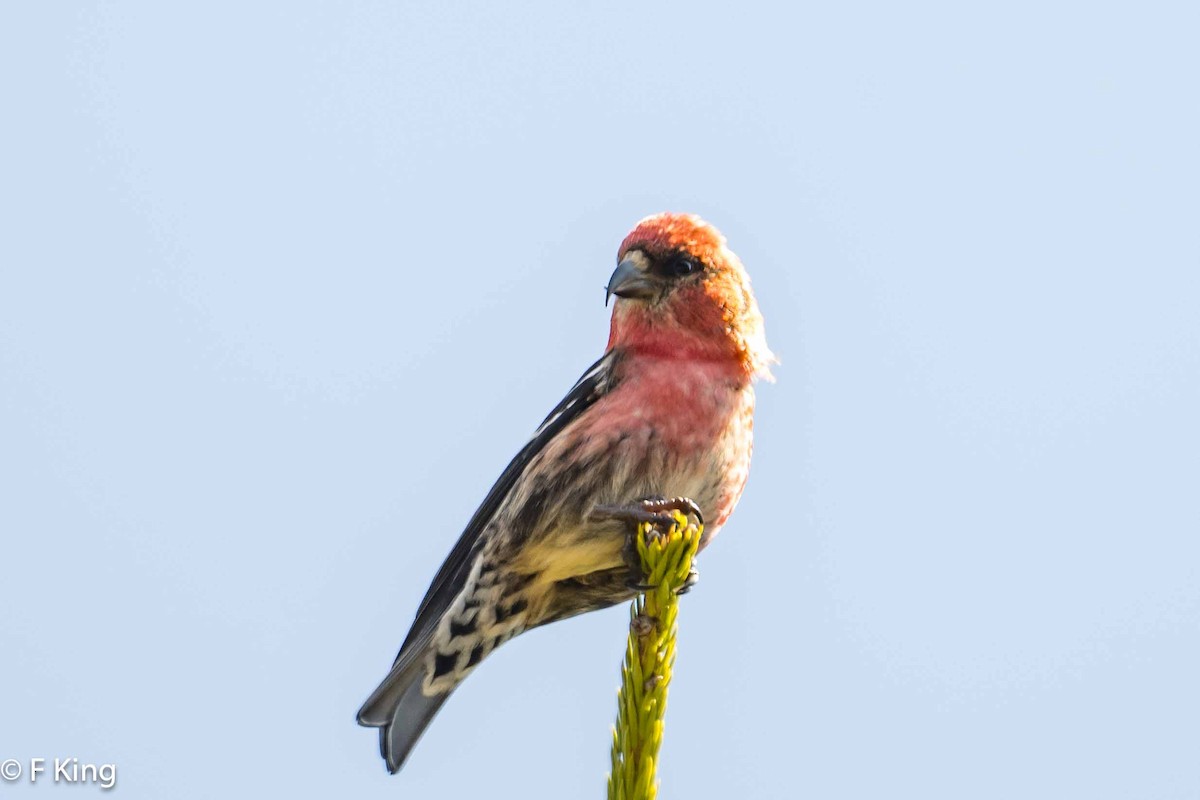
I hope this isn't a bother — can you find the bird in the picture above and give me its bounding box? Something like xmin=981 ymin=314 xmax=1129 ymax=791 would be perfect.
xmin=356 ymin=212 xmax=774 ymax=773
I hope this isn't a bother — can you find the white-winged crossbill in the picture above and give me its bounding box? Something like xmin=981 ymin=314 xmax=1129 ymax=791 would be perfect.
xmin=357 ymin=212 xmax=774 ymax=772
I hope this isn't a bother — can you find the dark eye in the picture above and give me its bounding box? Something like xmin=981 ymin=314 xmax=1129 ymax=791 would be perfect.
xmin=662 ymin=255 xmax=700 ymax=277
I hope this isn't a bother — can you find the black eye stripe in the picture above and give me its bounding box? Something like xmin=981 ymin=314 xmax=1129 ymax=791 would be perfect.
xmin=658 ymin=254 xmax=699 ymax=277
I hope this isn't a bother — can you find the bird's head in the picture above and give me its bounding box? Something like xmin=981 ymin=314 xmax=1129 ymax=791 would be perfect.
xmin=605 ymin=212 xmax=774 ymax=380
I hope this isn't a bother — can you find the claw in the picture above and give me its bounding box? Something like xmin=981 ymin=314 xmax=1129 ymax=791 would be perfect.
xmin=675 ymin=567 xmax=700 ymax=596
xmin=638 ymin=496 xmax=704 ymax=526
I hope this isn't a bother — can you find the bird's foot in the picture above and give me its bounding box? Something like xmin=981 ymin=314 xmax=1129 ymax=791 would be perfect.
xmin=594 ymin=495 xmax=703 ymax=594
xmin=591 ymin=495 xmax=704 ymax=529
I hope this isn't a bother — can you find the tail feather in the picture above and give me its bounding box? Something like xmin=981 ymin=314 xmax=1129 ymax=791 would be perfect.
xmin=357 ymin=647 xmax=454 ymax=773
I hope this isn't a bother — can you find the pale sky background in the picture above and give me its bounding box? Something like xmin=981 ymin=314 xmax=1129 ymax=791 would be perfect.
xmin=2 ymin=2 xmax=1198 ymax=798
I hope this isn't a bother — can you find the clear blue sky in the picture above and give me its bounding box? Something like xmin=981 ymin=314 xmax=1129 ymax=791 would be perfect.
xmin=2 ymin=2 xmax=1198 ymax=798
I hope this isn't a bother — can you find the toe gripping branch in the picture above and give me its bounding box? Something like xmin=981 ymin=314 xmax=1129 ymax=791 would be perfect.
xmin=592 ymin=496 xmax=704 ymax=530
xmin=605 ymin=499 xmax=703 ymax=800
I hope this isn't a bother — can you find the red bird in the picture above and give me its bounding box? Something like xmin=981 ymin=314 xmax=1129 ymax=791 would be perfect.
xmin=357 ymin=212 xmax=774 ymax=772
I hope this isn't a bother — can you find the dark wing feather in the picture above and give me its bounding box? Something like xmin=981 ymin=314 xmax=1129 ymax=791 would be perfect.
xmin=395 ymin=350 xmax=617 ymax=657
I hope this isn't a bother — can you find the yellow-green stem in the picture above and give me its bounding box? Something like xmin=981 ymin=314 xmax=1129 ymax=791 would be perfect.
xmin=607 ymin=512 xmax=702 ymax=800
